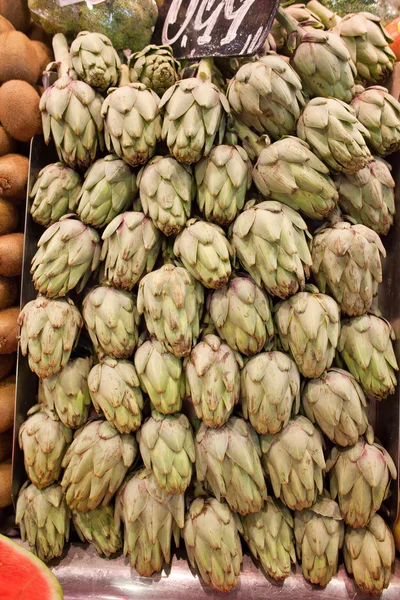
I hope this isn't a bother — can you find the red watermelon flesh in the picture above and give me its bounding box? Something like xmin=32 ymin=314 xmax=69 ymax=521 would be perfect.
xmin=0 ymin=533 xmax=63 ymax=599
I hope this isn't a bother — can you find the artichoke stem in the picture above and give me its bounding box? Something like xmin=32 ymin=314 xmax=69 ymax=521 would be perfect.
xmin=306 ymin=0 xmax=341 ymax=28
xmin=228 ymin=118 xmax=270 ymax=158
xmin=119 ymin=64 xmax=131 ymax=87
xmin=52 ymin=33 xmax=73 ymax=79
xmin=275 ymin=7 xmax=304 ymax=53
xmin=161 ymin=240 xmax=176 ymax=265
xmin=197 ymin=58 xmax=214 ymax=83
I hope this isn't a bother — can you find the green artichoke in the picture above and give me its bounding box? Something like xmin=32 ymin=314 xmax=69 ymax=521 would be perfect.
xmin=294 ymin=497 xmax=344 ymax=587
xmin=253 ymin=137 xmax=339 ymax=220
xmin=18 ymin=296 xmax=83 ymax=379
xmin=327 ymin=438 xmax=397 ymax=528
xmin=82 ymin=286 xmax=140 ymax=359
xmin=76 ymin=155 xmax=138 ymax=228
xmin=261 ymin=416 xmax=326 ymax=511
xmin=297 ymin=97 xmax=371 ymax=174
xmin=115 ymin=468 xmax=184 ymax=576
xmin=338 ymin=312 xmax=398 ymax=399
xmin=230 ymin=201 xmax=312 ymax=299
xmin=128 ymin=44 xmax=180 ymax=97
xmin=16 ymin=482 xmax=70 ymax=562
xmin=184 ymin=334 xmax=242 ymax=428
xmin=61 ymin=419 xmax=137 ymax=512
xmin=137 ymin=410 xmax=195 ymax=494
xmin=209 ymin=276 xmax=275 ymax=356
xmin=242 ymin=351 xmax=300 ymax=435
xmin=196 ymin=416 xmax=267 ymax=516
xmin=137 ymin=155 xmax=195 ymax=236
xmin=70 ymin=31 xmax=121 ymax=92
xmin=137 ymin=264 xmax=204 ymax=358
xmin=88 ymin=356 xmax=144 ymax=434
xmin=72 ymin=505 xmax=122 ymax=557
xmin=134 ymin=337 xmax=185 ymax=415
xmin=30 ymin=162 xmax=82 ymax=227
xmin=31 ymin=215 xmax=102 ymax=299
xmin=271 ymin=3 xmax=324 ymax=52
xmin=274 ymin=287 xmax=341 ymax=378
xmin=183 ymin=496 xmax=243 ymax=593
xmin=19 ymin=405 xmax=72 ymax=489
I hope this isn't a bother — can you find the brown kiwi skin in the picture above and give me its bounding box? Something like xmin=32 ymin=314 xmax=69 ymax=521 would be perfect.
xmin=0 ymin=459 xmax=12 ymax=508
xmin=31 ymin=40 xmax=52 ymax=77
xmin=0 ymin=429 xmax=12 ymax=462
xmin=0 ymin=307 xmax=19 ymax=354
xmin=0 ymin=199 xmax=18 ymax=236
xmin=0 ymin=353 xmax=16 ymax=381
xmin=0 ymin=235 xmax=24 ymax=277
xmin=0 ymin=81 xmax=42 ymax=142
xmin=0 ymin=15 xmax=14 ymax=36
xmin=0 ymin=277 xmax=17 ymax=310
xmin=0 ymin=375 xmax=15 ymax=433
xmin=0 ymin=0 xmax=31 ymax=32
xmin=0 ymin=154 xmax=29 ymax=202
xmin=0 ymin=127 xmax=17 ymax=157
xmin=0 ymin=31 xmax=41 ymax=85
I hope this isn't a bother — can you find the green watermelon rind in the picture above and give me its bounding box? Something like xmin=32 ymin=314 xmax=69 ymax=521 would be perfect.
xmin=0 ymin=533 xmax=63 ymax=599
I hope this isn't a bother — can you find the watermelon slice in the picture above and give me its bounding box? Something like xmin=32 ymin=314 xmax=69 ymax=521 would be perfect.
xmin=0 ymin=534 xmax=63 ymax=599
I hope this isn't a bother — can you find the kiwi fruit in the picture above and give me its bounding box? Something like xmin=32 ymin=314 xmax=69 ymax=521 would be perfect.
xmin=0 ymin=277 xmax=17 ymax=311
xmin=0 ymin=154 xmax=29 ymax=202
xmin=0 ymin=458 xmax=12 ymax=508
xmin=0 ymin=235 xmax=24 ymax=277
xmin=0 ymin=199 xmax=18 ymax=236
xmin=0 ymin=375 xmax=15 ymax=433
xmin=0 ymin=0 xmax=31 ymax=32
xmin=0 ymin=80 xmax=42 ymax=142
xmin=0 ymin=31 xmax=40 ymax=85
xmin=31 ymin=40 xmax=52 ymax=75
xmin=0 ymin=126 xmax=17 ymax=157
xmin=0 ymin=307 xmax=19 ymax=354
xmin=0 ymin=429 xmax=12 ymax=462
xmin=0 ymin=15 xmax=14 ymax=35
xmin=0 ymin=353 xmax=16 ymax=381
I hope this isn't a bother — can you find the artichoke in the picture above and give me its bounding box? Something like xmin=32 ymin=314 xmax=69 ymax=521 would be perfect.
xmin=137 ymin=155 xmax=195 ymax=236
xmin=261 ymin=416 xmax=326 ymax=511
xmin=76 ymin=155 xmax=137 ymax=228
xmin=183 ymin=496 xmax=243 ymax=593
xmin=72 ymin=505 xmax=122 ymax=558
xmin=82 ymin=286 xmax=140 ymax=359
xmin=41 ymin=357 xmax=92 ymax=429
xmin=31 ymin=215 xmax=102 ymax=299
xmin=241 ymin=496 xmax=296 ymax=582
xmin=174 ymin=219 xmax=233 ymax=289
xmin=209 ymin=276 xmax=275 ymax=357
xmin=302 ymin=368 xmax=370 ymax=447
xmin=241 ymin=351 xmax=300 ymax=435
xmin=70 ymin=31 xmax=120 ymax=91
xmin=184 ymin=334 xmax=242 ymax=428
xmin=61 ymin=419 xmax=137 ymax=512
xmin=225 ymin=116 xmax=271 ymax=162
xmin=195 ymin=416 xmax=267 ymax=516
xmin=297 ymin=97 xmax=371 ymax=174
xmin=343 ymin=514 xmax=395 ymax=597
xmin=294 ymin=497 xmax=344 ymax=587
xmin=18 ymin=296 xmax=83 ymax=379
xmin=19 ymin=405 xmax=72 ymax=489
xmin=274 ymin=287 xmax=340 ymax=378
xmin=271 ymin=3 xmax=324 ymax=52
xmin=253 ymin=137 xmax=339 ymax=220
xmin=351 ymin=86 xmax=400 ymax=156
xmin=30 ymin=162 xmax=82 ymax=227
xmin=138 ymin=410 xmax=195 ymax=494
xmin=338 ymin=312 xmax=398 ymax=399
xmin=134 ymin=337 xmax=185 ymax=415
xmin=230 ymin=201 xmax=312 ymax=300
xmin=195 ymin=144 xmax=252 ymax=226
xmin=88 ymin=356 xmax=144 ymax=434
xmin=128 ymin=44 xmax=180 ymax=97
xmin=327 ymin=438 xmax=397 ymax=528
xmin=137 ymin=264 xmax=204 ymax=358
xmin=16 ymin=482 xmax=70 ymax=562
xmin=311 ymin=221 xmax=385 ymax=317
xmin=115 ymin=468 xmax=184 ymax=576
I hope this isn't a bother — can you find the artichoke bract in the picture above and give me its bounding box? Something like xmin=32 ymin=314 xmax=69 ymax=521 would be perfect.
xmin=61 ymin=419 xmax=137 ymax=512
xmin=70 ymin=31 xmax=120 ymax=92
xmin=297 ymin=97 xmax=371 ymax=174
xmin=184 ymin=334 xmax=242 ymax=428
xmin=72 ymin=505 xmax=122 ymax=558
xmin=115 ymin=468 xmax=185 ymax=576
xmin=30 ymin=162 xmax=82 ymax=228
xmin=183 ymin=496 xmax=243 ymax=593
xmin=128 ymin=44 xmax=180 ymax=97
xmin=137 ymin=410 xmax=195 ymax=494
xmin=294 ymin=497 xmax=344 ymax=587
xmin=230 ymin=201 xmax=312 ymax=299
xmin=253 ymin=137 xmax=339 ymax=220
xmin=137 ymin=155 xmax=195 ymax=236
xmin=209 ymin=276 xmax=275 ymax=356
xmin=241 ymin=496 xmax=296 ymax=582
xmin=274 ymin=287 xmax=340 ymax=378
xmin=241 ymin=351 xmax=300 ymax=435
xmin=195 ymin=416 xmax=267 ymax=516
xmin=18 ymin=296 xmax=83 ymax=379
xmin=76 ymin=155 xmax=138 ymax=229
xmin=327 ymin=438 xmax=397 ymax=528
xmin=16 ymin=482 xmax=70 ymax=563
xmin=338 ymin=312 xmax=398 ymax=399
xmin=19 ymin=405 xmax=73 ymax=489
xmin=82 ymin=286 xmax=140 ymax=359
xmin=302 ymin=368 xmax=370 ymax=447
xmin=88 ymin=356 xmax=144 ymax=434
xmin=137 ymin=264 xmax=204 ymax=358
xmin=343 ymin=515 xmax=395 ymax=597
xmin=261 ymin=416 xmax=326 ymax=511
